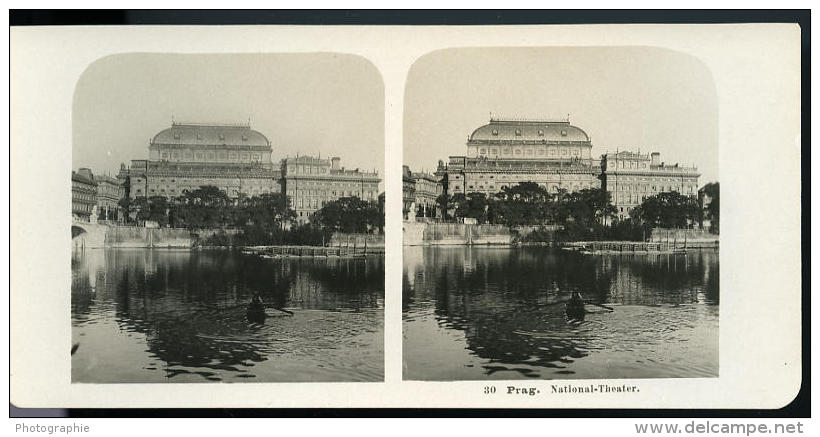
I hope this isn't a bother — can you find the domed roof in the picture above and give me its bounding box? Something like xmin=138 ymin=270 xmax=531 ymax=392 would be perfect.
xmin=151 ymin=122 xmax=270 ymax=148
xmin=469 ymin=119 xmax=590 ymax=143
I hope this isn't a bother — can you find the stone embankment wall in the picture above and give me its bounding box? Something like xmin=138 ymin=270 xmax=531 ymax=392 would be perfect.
xmin=403 ymin=222 xmax=426 ymax=246
xmin=512 ymin=225 xmax=563 ymax=241
xmin=73 ymin=224 xmax=386 ymax=249
xmin=105 ymin=226 xmax=193 ymax=248
xmin=403 ymin=222 xmax=512 ymax=246
xmin=469 ymin=224 xmax=512 ymax=245
xmin=71 ymin=222 xmax=108 ymax=250
xmin=649 ymin=228 xmax=718 ymax=243
xmin=190 ymin=228 xmax=241 ymax=246
xmin=329 ymin=233 xmax=385 ymax=248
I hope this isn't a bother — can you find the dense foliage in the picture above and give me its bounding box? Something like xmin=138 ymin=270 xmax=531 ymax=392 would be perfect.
xmin=437 ymin=184 xmax=617 ymax=228
xmin=120 ymin=185 xmax=383 ymax=246
xmin=312 ymin=196 xmax=383 ymax=234
xmin=700 ymin=182 xmax=719 ymax=234
xmin=436 ymin=182 xmax=704 ymax=242
xmin=629 ymin=191 xmax=701 ymax=229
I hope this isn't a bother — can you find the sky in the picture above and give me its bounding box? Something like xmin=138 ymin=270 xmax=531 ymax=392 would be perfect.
xmin=73 ymin=52 xmax=384 ymax=184
xmin=403 ymin=47 xmax=719 ymax=185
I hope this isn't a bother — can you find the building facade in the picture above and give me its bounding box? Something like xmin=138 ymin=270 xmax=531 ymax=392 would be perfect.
xmin=411 ymin=171 xmax=441 ymax=218
xmin=94 ymin=174 xmax=124 ymax=222
xmin=282 ymin=155 xmax=381 ymax=223
xmin=437 ymin=118 xmax=601 ymax=198
xmin=434 ymin=117 xmax=702 ymax=222
xmin=72 ymin=168 xmax=97 ymax=221
xmin=600 ymin=151 xmax=700 ymax=219
xmin=118 ymin=122 xmax=281 ymax=200
xmin=402 ymin=165 xmax=416 ymax=220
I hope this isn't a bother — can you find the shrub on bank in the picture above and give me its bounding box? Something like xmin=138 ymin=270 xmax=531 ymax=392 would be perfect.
xmin=198 ymin=232 xmax=235 ymax=247
xmin=519 ymin=226 xmax=558 ymax=243
xmin=518 ymin=220 xmax=650 ymax=243
xmin=196 ymin=225 xmax=334 ymax=247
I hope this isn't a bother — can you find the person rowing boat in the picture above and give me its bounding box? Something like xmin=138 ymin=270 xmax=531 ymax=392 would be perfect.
xmin=246 ymin=293 xmax=267 ymax=323
xmin=565 ymin=291 xmax=587 ymax=320
xmin=564 ymin=291 xmax=616 ymax=320
xmin=246 ymin=293 xmax=295 ymax=323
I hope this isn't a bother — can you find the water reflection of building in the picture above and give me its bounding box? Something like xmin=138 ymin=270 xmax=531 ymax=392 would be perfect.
xmin=72 ymin=250 xmax=385 ymax=382
xmin=402 ymin=246 xmax=424 ymax=290
xmin=461 ymin=246 xmax=474 ymax=275
xmin=83 ymin=249 xmax=107 ymax=291
xmin=413 ymin=249 xmax=593 ymax=376
xmin=605 ymin=254 xmax=708 ymax=305
xmin=404 ymin=247 xmax=719 ymax=378
xmin=118 ymin=121 xmax=281 ymax=200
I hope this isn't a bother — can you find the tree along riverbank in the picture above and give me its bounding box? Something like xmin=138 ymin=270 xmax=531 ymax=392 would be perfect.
xmin=431 ymin=183 xmax=719 ymax=243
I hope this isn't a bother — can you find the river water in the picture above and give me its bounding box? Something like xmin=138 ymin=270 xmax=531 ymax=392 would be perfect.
xmin=403 ymin=246 xmax=718 ymax=380
xmin=71 ymin=248 xmax=384 ymax=383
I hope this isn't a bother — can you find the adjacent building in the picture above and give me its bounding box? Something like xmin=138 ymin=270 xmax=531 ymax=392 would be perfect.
xmin=600 ymin=151 xmax=700 ymax=219
xmin=118 ymin=122 xmax=281 ymax=200
xmin=411 ymin=171 xmax=441 ymax=218
xmin=94 ymin=174 xmax=124 ymax=222
xmin=437 ymin=118 xmax=601 ymax=198
xmin=281 ymin=155 xmax=381 ymax=223
xmin=402 ymin=165 xmax=416 ymax=220
xmin=72 ymin=168 xmax=97 ymax=221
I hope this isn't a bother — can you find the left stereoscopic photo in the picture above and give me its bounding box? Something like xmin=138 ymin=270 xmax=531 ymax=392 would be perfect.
xmin=70 ymin=53 xmax=385 ymax=383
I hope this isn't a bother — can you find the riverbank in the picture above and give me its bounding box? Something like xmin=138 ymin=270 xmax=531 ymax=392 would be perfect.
xmin=403 ymin=221 xmax=719 ymax=250
xmin=71 ymin=222 xmax=384 ymax=256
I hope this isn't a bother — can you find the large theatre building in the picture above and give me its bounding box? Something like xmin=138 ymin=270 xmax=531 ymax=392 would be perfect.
xmin=437 ymin=118 xmax=601 ymax=197
xmin=436 ymin=117 xmax=701 ymax=222
xmin=119 ymin=122 xmax=281 ymax=200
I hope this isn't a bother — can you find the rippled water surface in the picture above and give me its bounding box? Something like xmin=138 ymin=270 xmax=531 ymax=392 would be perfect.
xmin=72 ymin=249 xmax=384 ymax=383
xmin=403 ymin=246 xmax=718 ymax=380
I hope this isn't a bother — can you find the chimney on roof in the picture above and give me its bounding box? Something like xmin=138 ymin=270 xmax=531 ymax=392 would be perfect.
xmin=650 ymin=152 xmax=660 ymax=167
xmin=331 ymin=157 xmax=341 ymax=170
xmin=78 ymin=168 xmax=94 ymax=180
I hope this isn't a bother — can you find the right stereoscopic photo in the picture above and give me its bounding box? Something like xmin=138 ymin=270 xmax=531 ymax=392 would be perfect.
xmin=403 ymin=47 xmax=719 ymax=381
